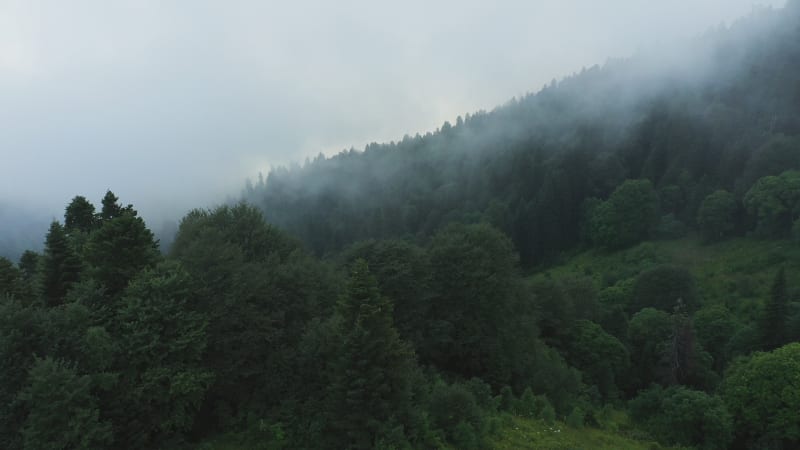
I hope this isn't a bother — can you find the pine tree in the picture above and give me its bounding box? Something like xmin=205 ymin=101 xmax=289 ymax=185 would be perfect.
xmin=40 ymin=221 xmax=82 ymax=306
xmin=761 ymin=267 xmax=788 ymax=351
xmin=100 ymin=190 xmax=123 ymax=221
xmin=84 ymin=213 xmax=159 ymax=296
xmin=329 ymin=259 xmax=416 ymax=448
xmin=64 ymin=196 xmax=97 ymax=233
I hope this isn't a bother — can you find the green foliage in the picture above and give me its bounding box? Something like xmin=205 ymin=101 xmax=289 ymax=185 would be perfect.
xmin=721 ymin=343 xmax=800 ymax=448
xmin=107 ymin=262 xmax=214 ymax=448
xmin=427 ymin=381 xmax=487 ymax=447
xmin=341 ymin=239 xmax=433 ymax=356
xmin=427 ymin=223 xmax=531 ymax=385
xmin=694 ymin=305 xmax=739 ymax=371
xmin=84 ymin=212 xmax=160 ymax=296
xmin=64 ymin=196 xmax=97 ymax=234
xmin=18 ymin=357 xmax=112 ymax=450
xmin=561 ymin=320 xmax=629 ymax=400
xmin=629 ymin=385 xmax=732 ymax=449
xmin=588 ymin=179 xmax=658 ymax=249
xmin=697 ymin=190 xmax=737 ymax=242
xmin=328 ymin=260 xmax=417 ymax=448
xmin=744 ymin=170 xmax=800 ymax=237
xmin=0 ymin=257 xmax=24 ymax=299
xmin=40 ymin=221 xmax=82 ymax=306
xmin=760 ymin=267 xmax=789 ymax=351
xmin=631 ymin=264 xmax=698 ymax=313
xmin=566 ymin=407 xmax=584 ymax=429
xmin=627 ymin=308 xmax=672 ymax=390
xmin=17 ymin=250 xmax=39 ymax=281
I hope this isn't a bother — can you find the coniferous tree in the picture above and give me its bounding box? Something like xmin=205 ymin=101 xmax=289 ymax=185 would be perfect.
xmin=84 ymin=213 xmax=159 ymax=296
xmin=18 ymin=250 xmax=40 ymax=281
xmin=329 ymin=260 xmax=416 ymax=448
xmin=64 ymin=196 xmax=97 ymax=234
xmin=761 ymin=267 xmax=789 ymax=351
xmin=99 ymin=190 xmax=123 ymax=221
xmin=39 ymin=221 xmax=82 ymax=306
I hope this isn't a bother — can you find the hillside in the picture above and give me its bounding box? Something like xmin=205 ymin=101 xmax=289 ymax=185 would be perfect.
xmin=3 ymin=2 xmax=800 ymax=450
xmin=244 ymin=2 xmax=800 ymax=266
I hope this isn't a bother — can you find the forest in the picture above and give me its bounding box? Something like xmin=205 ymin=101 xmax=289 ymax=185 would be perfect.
xmin=2 ymin=2 xmax=800 ymax=450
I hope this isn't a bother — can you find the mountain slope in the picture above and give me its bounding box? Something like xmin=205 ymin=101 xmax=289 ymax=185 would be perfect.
xmin=244 ymin=2 xmax=800 ymax=266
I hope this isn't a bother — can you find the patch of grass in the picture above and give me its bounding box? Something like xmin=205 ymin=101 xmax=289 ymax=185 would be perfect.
xmin=534 ymin=236 xmax=800 ymax=315
xmin=489 ymin=414 xmax=680 ymax=450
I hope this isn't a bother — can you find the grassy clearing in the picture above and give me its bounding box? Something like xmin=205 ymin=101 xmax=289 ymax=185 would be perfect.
xmin=534 ymin=236 xmax=800 ymax=318
xmin=489 ymin=413 xmax=679 ymax=450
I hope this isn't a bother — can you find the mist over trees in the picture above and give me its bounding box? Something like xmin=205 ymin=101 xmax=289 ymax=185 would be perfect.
xmin=2 ymin=2 xmax=800 ymax=450
xmin=244 ymin=3 xmax=800 ymax=267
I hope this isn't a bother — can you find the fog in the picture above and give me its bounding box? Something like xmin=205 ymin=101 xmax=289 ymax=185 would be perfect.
xmin=0 ymin=0 xmax=785 ymax=241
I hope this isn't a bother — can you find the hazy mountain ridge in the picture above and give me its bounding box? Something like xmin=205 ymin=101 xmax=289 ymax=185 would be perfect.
xmin=243 ymin=2 xmax=800 ymax=265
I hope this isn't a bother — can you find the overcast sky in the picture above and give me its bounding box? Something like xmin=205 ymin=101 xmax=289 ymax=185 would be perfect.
xmin=0 ymin=0 xmax=786 ymax=222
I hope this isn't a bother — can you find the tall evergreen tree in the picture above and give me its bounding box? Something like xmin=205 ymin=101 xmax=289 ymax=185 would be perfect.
xmin=329 ymin=259 xmax=416 ymax=448
xmin=64 ymin=196 xmax=97 ymax=234
xmin=39 ymin=221 xmax=82 ymax=306
xmin=761 ymin=267 xmax=789 ymax=351
xmin=84 ymin=213 xmax=159 ymax=296
xmin=100 ymin=190 xmax=123 ymax=221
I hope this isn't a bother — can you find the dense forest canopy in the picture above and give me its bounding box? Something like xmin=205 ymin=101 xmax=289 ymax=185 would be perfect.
xmin=2 ymin=2 xmax=800 ymax=450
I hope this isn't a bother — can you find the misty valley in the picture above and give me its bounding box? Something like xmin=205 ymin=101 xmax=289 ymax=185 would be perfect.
xmin=3 ymin=2 xmax=800 ymax=450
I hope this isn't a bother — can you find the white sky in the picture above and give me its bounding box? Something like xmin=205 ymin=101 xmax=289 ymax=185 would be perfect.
xmin=0 ymin=0 xmax=786 ymax=221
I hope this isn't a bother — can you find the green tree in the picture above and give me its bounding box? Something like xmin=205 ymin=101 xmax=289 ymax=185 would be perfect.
xmin=627 ymin=308 xmax=672 ymax=391
xmin=0 ymin=257 xmax=23 ymax=299
xmin=84 ymin=213 xmax=160 ymax=296
xmin=39 ymin=221 xmax=82 ymax=306
xmin=64 ymin=196 xmax=97 ymax=234
xmin=721 ymin=343 xmax=800 ymax=448
xmin=697 ymin=190 xmax=737 ymax=241
xmin=170 ymin=204 xmax=334 ymax=427
xmin=329 ymin=260 xmax=417 ymax=448
xmin=99 ymin=190 xmax=123 ymax=221
xmin=630 ymin=385 xmax=732 ymax=449
xmin=17 ymin=250 xmax=40 ymax=281
xmin=341 ymin=239 xmax=433 ymax=357
xmin=561 ymin=320 xmax=629 ymax=400
xmin=694 ymin=305 xmax=738 ymax=371
xmin=427 ymin=223 xmax=531 ymax=385
xmin=743 ymin=170 xmax=800 ymax=237
xmin=18 ymin=357 xmax=112 ymax=450
xmin=760 ymin=267 xmax=789 ymax=351
xmin=589 ymin=179 xmax=658 ymax=249
xmin=107 ymin=262 xmax=213 ymax=448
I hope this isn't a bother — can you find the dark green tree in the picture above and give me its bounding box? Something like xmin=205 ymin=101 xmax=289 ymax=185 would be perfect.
xmin=84 ymin=213 xmax=160 ymax=296
xmin=760 ymin=267 xmax=789 ymax=351
xmin=0 ymin=257 xmax=23 ymax=299
xmin=106 ymin=262 xmax=213 ymax=448
xmin=744 ymin=171 xmax=800 ymax=237
xmin=562 ymin=319 xmax=629 ymax=400
xmin=721 ymin=343 xmax=800 ymax=448
xmin=18 ymin=357 xmax=112 ymax=450
xmin=588 ymin=179 xmax=658 ymax=249
xmin=329 ymin=260 xmax=416 ymax=448
xmin=39 ymin=221 xmax=82 ymax=306
xmin=99 ymin=190 xmax=123 ymax=221
xmin=630 ymin=385 xmax=733 ymax=449
xmin=697 ymin=190 xmax=737 ymax=241
xmin=427 ymin=223 xmax=529 ymax=385
xmin=17 ymin=250 xmax=40 ymax=281
xmin=64 ymin=196 xmax=97 ymax=234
